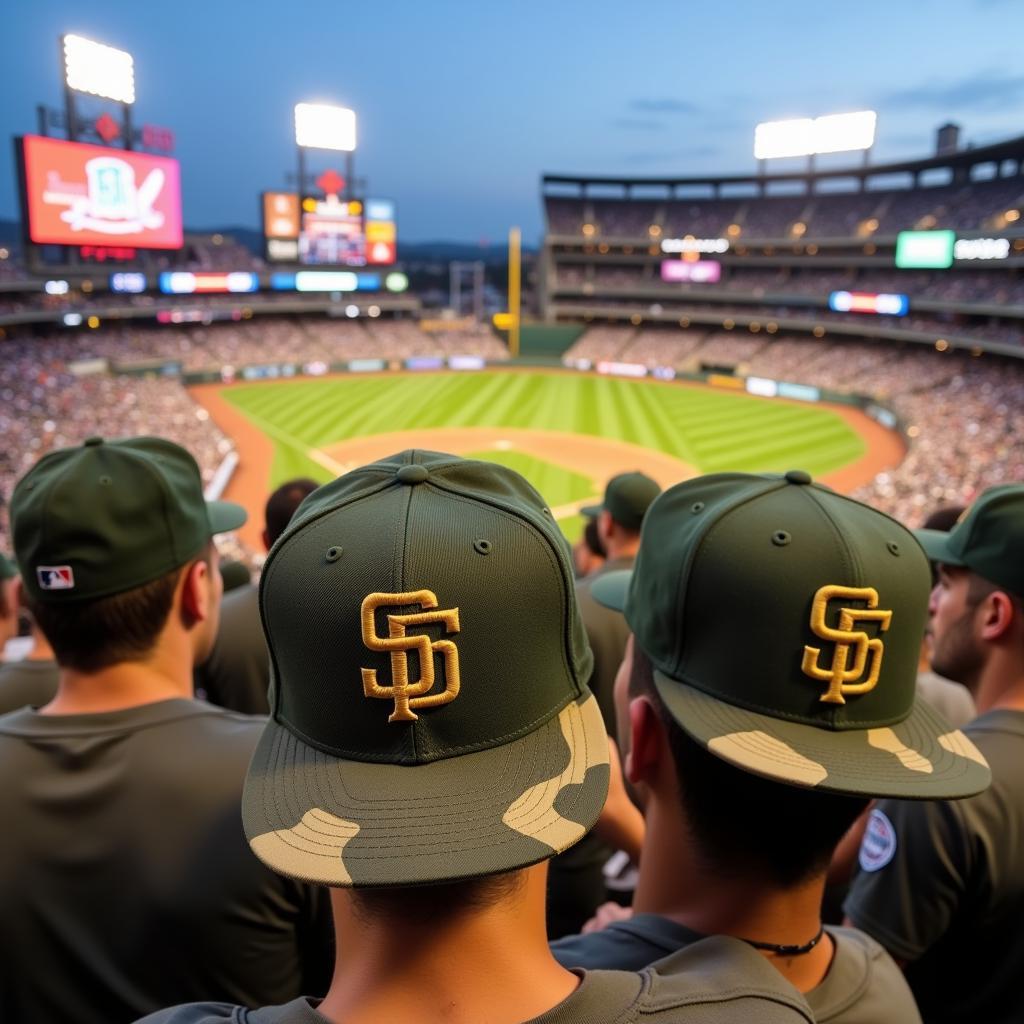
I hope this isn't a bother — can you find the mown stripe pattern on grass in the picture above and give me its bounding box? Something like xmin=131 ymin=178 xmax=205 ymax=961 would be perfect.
xmin=220 ymin=371 xmax=865 ymax=491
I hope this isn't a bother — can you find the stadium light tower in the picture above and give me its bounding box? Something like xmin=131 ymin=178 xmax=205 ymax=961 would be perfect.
xmin=294 ymin=102 xmax=357 ymax=200
xmin=61 ymin=33 xmax=136 ymax=146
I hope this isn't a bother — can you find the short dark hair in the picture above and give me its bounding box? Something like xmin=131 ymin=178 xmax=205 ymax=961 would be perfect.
xmin=264 ymin=478 xmax=319 ymax=546
xmin=27 ymin=546 xmax=212 ymax=673
xmin=349 ymin=871 xmax=523 ymax=927
xmin=629 ymin=645 xmax=868 ymax=888
xmin=582 ymin=517 xmax=605 ymax=558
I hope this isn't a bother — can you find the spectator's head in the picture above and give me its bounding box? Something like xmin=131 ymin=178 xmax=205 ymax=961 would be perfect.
xmin=916 ymin=485 xmax=1024 ymax=696
xmin=572 ymin=515 xmax=605 ymax=579
xmin=0 ymin=553 xmax=19 ymax=652
xmin=11 ymin=436 xmax=246 ymax=673
xmin=243 ymin=450 xmax=608 ymax=921
xmin=581 ymin=472 xmax=660 ymax=558
xmin=263 ymin=477 xmax=319 ymax=550
xmin=594 ymin=471 xmax=990 ymax=886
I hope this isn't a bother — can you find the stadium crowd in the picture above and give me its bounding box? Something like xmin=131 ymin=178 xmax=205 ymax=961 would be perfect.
xmin=546 ymin=174 xmax=1024 ymax=238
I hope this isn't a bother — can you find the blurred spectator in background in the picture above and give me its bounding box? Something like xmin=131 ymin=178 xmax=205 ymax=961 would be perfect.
xmin=0 ymin=554 xmax=18 ymax=657
xmin=196 ymin=477 xmax=318 ymax=715
xmin=0 ymin=574 xmax=59 ymax=714
xmin=572 ymin=515 xmax=606 ymax=579
xmin=549 ymin=471 xmax=660 ymax=940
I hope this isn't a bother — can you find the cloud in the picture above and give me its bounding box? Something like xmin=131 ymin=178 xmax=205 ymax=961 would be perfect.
xmin=612 ymin=117 xmax=667 ymax=131
xmin=881 ymin=72 xmax=1024 ymax=112
xmin=629 ymin=98 xmax=698 ymax=115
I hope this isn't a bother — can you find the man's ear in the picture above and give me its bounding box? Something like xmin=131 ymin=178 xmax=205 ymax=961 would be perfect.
xmin=980 ymin=591 xmax=1019 ymax=643
xmin=625 ymin=695 xmax=665 ymax=787
xmin=179 ymin=559 xmax=212 ymax=628
xmin=261 ymin=529 xmax=271 ymax=551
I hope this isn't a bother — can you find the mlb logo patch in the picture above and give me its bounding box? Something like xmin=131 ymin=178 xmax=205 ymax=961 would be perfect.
xmin=37 ymin=566 xmax=75 ymax=591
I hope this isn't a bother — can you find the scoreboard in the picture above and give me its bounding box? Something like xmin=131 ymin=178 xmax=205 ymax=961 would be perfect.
xmin=262 ymin=192 xmax=396 ymax=266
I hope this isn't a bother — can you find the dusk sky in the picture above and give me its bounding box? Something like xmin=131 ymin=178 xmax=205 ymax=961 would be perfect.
xmin=3 ymin=0 xmax=1023 ymax=244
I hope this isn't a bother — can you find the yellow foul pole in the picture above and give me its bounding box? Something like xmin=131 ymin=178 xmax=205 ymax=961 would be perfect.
xmin=508 ymin=226 xmax=521 ymax=358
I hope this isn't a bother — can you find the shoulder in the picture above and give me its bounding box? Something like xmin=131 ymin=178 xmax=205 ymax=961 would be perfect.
xmin=135 ymin=997 xmax=321 ymax=1023
xmin=809 ymin=927 xmax=920 ymax=1023
xmin=638 ymin=936 xmax=815 ymax=1022
xmin=134 ymin=1003 xmax=246 ymax=1023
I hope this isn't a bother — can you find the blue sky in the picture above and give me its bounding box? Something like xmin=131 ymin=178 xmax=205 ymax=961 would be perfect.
xmin=2 ymin=0 xmax=1022 ymax=243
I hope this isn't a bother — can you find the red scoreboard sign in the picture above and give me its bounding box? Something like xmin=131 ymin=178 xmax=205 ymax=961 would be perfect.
xmin=20 ymin=135 xmax=183 ymax=250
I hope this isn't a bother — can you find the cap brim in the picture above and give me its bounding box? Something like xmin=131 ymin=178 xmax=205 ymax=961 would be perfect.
xmin=591 ymin=569 xmax=632 ymax=612
xmin=914 ymin=528 xmax=964 ymax=567
xmin=241 ymin=692 xmax=610 ymax=887
xmin=207 ymin=500 xmax=248 ymax=534
xmin=654 ymin=670 xmax=990 ymax=800
xmin=579 ymin=504 xmax=603 ymax=519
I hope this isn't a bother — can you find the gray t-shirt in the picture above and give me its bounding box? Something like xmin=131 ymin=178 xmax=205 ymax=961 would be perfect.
xmin=845 ymin=708 xmax=1024 ymax=1024
xmin=551 ymin=915 xmax=920 ymax=1024
xmin=0 ymin=699 xmax=332 ymax=1024
xmin=136 ymin=935 xmax=816 ymax=1023
xmin=0 ymin=657 xmax=59 ymax=714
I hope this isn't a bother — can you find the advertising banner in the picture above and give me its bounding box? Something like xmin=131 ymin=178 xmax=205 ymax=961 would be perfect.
xmin=21 ymin=135 xmax=183 ymax=249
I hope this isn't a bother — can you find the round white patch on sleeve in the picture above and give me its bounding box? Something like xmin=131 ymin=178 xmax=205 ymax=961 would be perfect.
xmin=859 ymin=808 xmax=897 ymax=873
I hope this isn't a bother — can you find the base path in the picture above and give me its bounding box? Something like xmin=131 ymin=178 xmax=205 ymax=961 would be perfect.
xmin=190 ymin=381 xmax=906 ymax=551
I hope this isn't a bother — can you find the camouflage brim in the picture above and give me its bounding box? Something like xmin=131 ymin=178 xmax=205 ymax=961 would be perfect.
xmin=655 ymin=671 xmax=990 ymax=800
xmin=242 ymin=692 xmax=610 ymax=887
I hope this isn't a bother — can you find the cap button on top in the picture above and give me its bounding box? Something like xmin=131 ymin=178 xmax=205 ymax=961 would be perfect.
xmin=84 ymin=436 xmax=105 ymax=447
xmin=396 ymin=464 xmax=429 ymax=485
xmin=785 ymin=469 xmax=812 ymax=485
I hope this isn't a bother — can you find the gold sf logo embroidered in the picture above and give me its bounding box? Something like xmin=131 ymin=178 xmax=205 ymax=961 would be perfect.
xmin=801 ymin=585 xmax=892 ymax=705
xmin=360 ymin=590 xmax=461 ymax=722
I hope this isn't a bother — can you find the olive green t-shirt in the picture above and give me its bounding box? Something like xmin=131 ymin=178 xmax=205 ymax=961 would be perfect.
xmin=551 ymin=915 xmax=920 ymax=1023
xmin=0 ymin=657 xmax=59 ymax=714
xmin=845 ymin=708 xmax=1024 ymax=1024
xmin=0 ymin=699 xmax=332 ymax=1024
xmin=136 ymin=935 xmax=815 ymax=1023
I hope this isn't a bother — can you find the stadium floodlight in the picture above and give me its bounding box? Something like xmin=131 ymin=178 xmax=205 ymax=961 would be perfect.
xmin=294 ymin=103 xmax=357 ymax=151
xmin=754 ymin=111 xmax=876 ymax=160
xmin=63 ymin=33 xmax=135 ymax=104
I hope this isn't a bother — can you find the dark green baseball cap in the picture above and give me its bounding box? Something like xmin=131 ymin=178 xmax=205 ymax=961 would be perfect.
xmin=593 ymin=470 xmax=990 ymax=800
xmin=581 ymin=471 xmax=661 ymax=530
xmin=243 ymin=450 xmax=610 ymax=888
xmin=916 ymin=484 xmax=1024 ymax=599
xmin=11 ymin=436 xmax=246 ymax=604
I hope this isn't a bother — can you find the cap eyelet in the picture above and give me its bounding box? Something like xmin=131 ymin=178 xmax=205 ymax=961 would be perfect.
xmin=325 ymin=546 xmax=344 ymax=563
xmin=473 ymin=538 xmax=492 ymax=556
xmin=887 ymin=541 xmax=901 ymax=556
xmin=99 ymin=475 xmax=112 ymax=486
xmin=691 ymin=502 xmax=705 ymax=514
xmin=772 ymin=530 xmax=791 ymax=547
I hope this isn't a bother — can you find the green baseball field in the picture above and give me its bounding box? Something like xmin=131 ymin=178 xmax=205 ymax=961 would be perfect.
xmin=195 ymin=370 xmax=890 ymax=546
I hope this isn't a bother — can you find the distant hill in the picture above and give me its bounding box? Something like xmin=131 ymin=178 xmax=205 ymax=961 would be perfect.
xmin=0 ymin=218 xmax=533 ymax=265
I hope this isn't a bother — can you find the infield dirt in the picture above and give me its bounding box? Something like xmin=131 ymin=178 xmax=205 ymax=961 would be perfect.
xmin=190 ymin=379 xmax=904 ymax=552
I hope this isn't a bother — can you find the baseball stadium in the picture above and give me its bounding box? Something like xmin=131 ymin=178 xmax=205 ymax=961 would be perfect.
xmin=3 ymin=103 xmax=1022 ymax=558
xmin=2 ymin=10 xmax=1024 ymax=1024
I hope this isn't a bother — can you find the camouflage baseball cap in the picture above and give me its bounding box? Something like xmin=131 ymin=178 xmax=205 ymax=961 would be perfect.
xmin=592 ymin=471 xmax=990 ymax=800
xmin=11 ymin=436 xmax=246 ymax=604
xmin=916 ymin=484 xmax=1024 ymax=599
xmin=581 ymin=471 xmax=661 ymax=530
xmin=242 ymin=450 xmax=610 ymax=887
